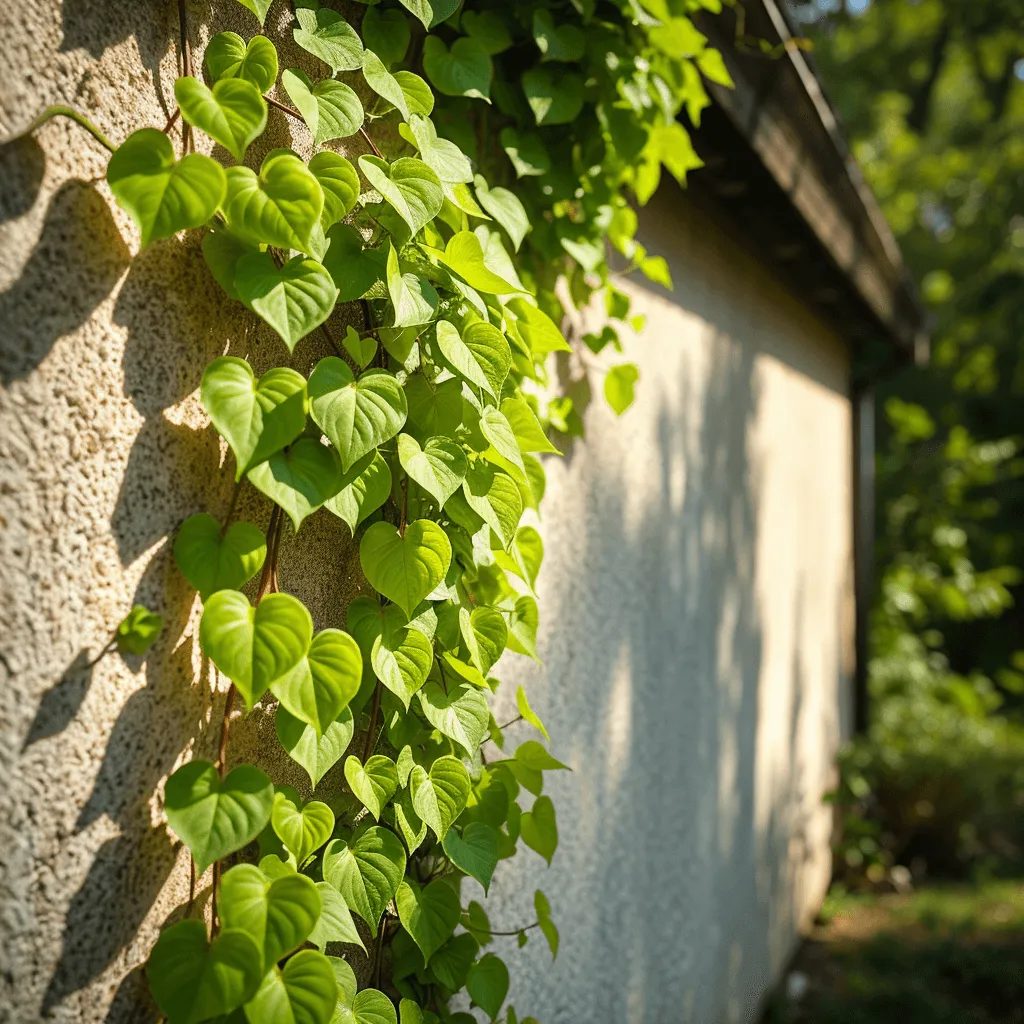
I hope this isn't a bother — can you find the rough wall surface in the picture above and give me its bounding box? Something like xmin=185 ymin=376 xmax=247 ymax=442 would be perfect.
xmin=483 ymin=187 xmax=854 ymax=1024
xmin=0 ymin=3 xmax=851 ymax=1023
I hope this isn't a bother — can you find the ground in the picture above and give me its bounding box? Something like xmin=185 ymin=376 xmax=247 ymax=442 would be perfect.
xmin=762 ymin=883 xmax=1024 ymax=1023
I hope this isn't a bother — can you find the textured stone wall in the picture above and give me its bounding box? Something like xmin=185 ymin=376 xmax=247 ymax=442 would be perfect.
xmin=0 ymin=3 xmax=852 ymax=1022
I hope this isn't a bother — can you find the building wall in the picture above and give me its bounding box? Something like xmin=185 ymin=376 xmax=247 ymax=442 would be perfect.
xmin=0 ymin=3 xmax=851 ymax=1021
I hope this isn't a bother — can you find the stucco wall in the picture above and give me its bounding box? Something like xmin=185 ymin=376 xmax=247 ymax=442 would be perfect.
xmin=1 ymin=3 xmax=851 ymax=1022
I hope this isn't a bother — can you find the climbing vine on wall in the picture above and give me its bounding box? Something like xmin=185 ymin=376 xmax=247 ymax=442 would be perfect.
xmin=22 ymin=0 xmax=728 ymax=1020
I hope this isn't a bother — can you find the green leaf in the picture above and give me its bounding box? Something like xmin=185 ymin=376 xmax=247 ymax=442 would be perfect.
xmin=499 ymin=127 xmax=550 ymax=178
xmin=473 ymin=176 xmax=528 ymax=251
xmin=325 ymin=450 xmax=392 ymax=533
xmin=400 ymin=115 xmax=473 ymax=184
xmin=398 ymin=434 xmax=467 ymax=507
xmin=235 ymin=252 xmax=338 ymax=352
xmin=148 ymin=919 xmax=262 ymax=1024
xmin=397 ymin=0 xmax=459 ymax=29
xmin=308 ymin=358 xmax=408 ymax=472
xmin=516 ymin=686 xmax=549 ymax=742
xmin=362 ymin=50 xmax=410 ymax=120
xmin=506 ymin=595 xmax=539 ymax=660
xmin=247 ymin=437 xmax=344 ymax=531
xmin=164 ymin=760 xmax=274 ymax=874
xmin=440 ymin=652 xmax=489 ymax=690
xmin=434 ymin=319 xmax=510 ymax=398
xmin=201 ymin=356 xmax=307 ymax=478
xmin=219 ymin=863 xmax=321 ymax=971
xmin=520 ymin=795 xmax=558 ymax=865
xmin=434 ymin=233 xmax=519 ymax=294
xmin=521 ymin=68 xmax=584 ymax=125
xmin=532 ymin=10 xmax=585 ymax=62
xmin=462 ymin=464 xmax=522 ymax=549
xmin=410 ymin=755 xmax=470 ymax=841
xmin=506 ymin=298 xmax=571 ymax=358
xmin=270 ymin=628 xmax=362 ymax=736
xmin=392 ymin=787 xmax=429 ymax=854
xmin=293 ymin=6 xmax=363 ymax=73
xmin=323 ymin=825 xmax=407 ymax=928
xmin=417 ymin=683 xmax=489 ymax=757
xmin=272 ymin=789 xmax=335 ymax=864
xmin=422 ymin=36 xmax=491 ymax=102
xmin=534 ymin=889 xmax=559 ymax=958
xmin=500 ymin=397 xmax=559 ymax=455
xmin=309 ymin=152 xmax=360 ymax=230
xmin=276 ymin=705 xmax=354 ymax=788
xmin=442 ymin=823 xmax=498 ymax=892
xmin=396 ymin=879 xmax=461 ymax=965
xmin=698 ymin=47 xmax=734 ymax=87
xmin=202 ymin=228 xmax=255 ymax=301
xmin=461 ymin=10 xmax=513 ymax=55
xmin=368 ymin=604 xmax=434 ymax=708
xmin=334 ymin=987 xmax=398 ymax=1024
xmin=467 ymin=954 xmax=509 ymax=1021
xmin=206 ymin=32 xmax=279 ymax=93
xmin=460 ymin=606 xmax=507 ymax=676
xmin=173 ymin=513 xmax=266 ymax=600
xmin=639 ymin=254 xmax=672 ymax=288
xmin=323 ymin=226 xmax=388 ymax=302
xmin=362 ymin=5 xmax=410 ymax=66
xmin=359 ymin=156 xmax=442 ymax=238
xmin=199 ymin=590 xmax=313 ymax=710
xmin=233 ymin=0 xmax=273 ymax=24
xmin=344 ymin=754 xmax=399 ymax=820
xmin=515 ymin=740 xmax=568 ymax=772
xmin=114 ymin=604 xmax=163 ymax=655
xmin=308 ymin=881 xmax=366 ymax=952
xmin=431 ymin=932 xmax=479 ymax=991
xmin=340 ymin=325 xmax=375 ymax=370
xmin=399 ymin=999 xmax=424 ymax=1024
xmin=604 ymin=363 xmax=639 ymax=415
xmin=282 ymin=68 xmax=364 ymax=145
xmin=359 ymin=520 xmax=452 ymax=618
xmin=107 ymin=129 xmax=225 ymax=247
xmin=223 ymin=150 xmax=324 ymax=253
xmin=386 ymin=241 xmax=438 ymax=328
xmin=480 ymin=406 xmax=525 ymax=475
xmin=394 ymin=70 xmax=435 ymax=116
xmin=175 ymin=76 xmax=267 ymax=162
xmin=406 ymin=376 xmax=462 ymax=438
xmin=244 ymin=948 xmax=339 ymax=1024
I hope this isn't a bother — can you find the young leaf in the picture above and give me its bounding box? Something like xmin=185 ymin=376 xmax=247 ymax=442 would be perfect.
xmin=386 ymin=241 xmax=439 ymax=328
xmin=359 ymin=520 xmax=452 ymax=617
xmin=422 ymin=36 xmax=492 ymax=101
xmin=396 ymin=878 xmax=461 ymax=965
xmin=272 ymin=788 xmax=335 ymax=864
xmin=443 ymin=823 xmax=499 ymax=892
xmin=174 ymin=76 xmax=267 ymax=162
xmin=308 ymin=358 xmax=408 ymax=471
xmin=323 ymin=226 xmax=388 ymax=302
xmin=520 ymin=795 xmax=558 ymax=865
xmin=604 ymin=362 xmax=640 ymax=415
xmin=114 ymin=605 xmax=163 ymax=655
xmin=362 ymin=49 xmax=411 ymax=120
xmin=467 ymin=954 xmax=509 ymax=1021
xmin=506 ymin=595 xmax=540 ymax=660
xmin=473 ymin=176 xmax=529 ymax=252
xmin=200 ymin=357 xmax=307 ymax=479
xmin=173 ymin=513 xmax=266 ymax=600
xmin=535 ymin=889 xmax=559 ymax=958
xmin=410 ymin=755 xmax=471 ymax=840
xmin=325 ymin=450 xmax=391 ymax=533
xmin=398 ymin=434 xmax=467 ymax=507
xmin=308 ymin=881 xmax=366 ymax=952
xmin=417 ymin=683 xmax=489 ymax=757
xmin=199 ymin=590 xmax=313 ymax=710
xmin=282 ymin=68 xmax=364 ymax=144
xmin=516 ymin=685 xmax=549 ymax=743
xmin=276 ymin=705 xmax=355 ymax=789
xmin=205 ymin=32 xmax=278 ymax=93
xmin=147 ymin=919 xmax=262 ymax=1024
xmin=244 ymin=949 xmax=339 ymax=1024
xmin=292 ymin=6 xmax=363 ymax=73
xmin=323 ymin=825 xmax=407 ymax=928
xmin=358 ymin=155 xmax=443 ymax=238
xmin=247 ymin=437 xmax=344 ymax=531
xmin=106 ymin=129 xmax=225 ymax=247
xmin=434 ymin=319 xmax=510 ymax=398
xmin=344 ymin=754 xmax=399 ymax=820
xmin=393 ymin=787 xmax=429 ymax=854
xmin=164 ymin=760 xmax=274 ymax=874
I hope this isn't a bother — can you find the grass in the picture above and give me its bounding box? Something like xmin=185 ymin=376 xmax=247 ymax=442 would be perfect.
xmin=763 ymin=882 xmax=1024 ymax=1023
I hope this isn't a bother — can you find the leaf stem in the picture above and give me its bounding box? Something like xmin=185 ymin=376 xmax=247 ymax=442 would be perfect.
xmin=480 ymin=922 xmax=540 ymax=937
xmin=363 ymin=682 xmax=382 ymax=761
xmin=497 ymin=715 xmax=524 ymax=731
xmin=360 ymin=125 xmax=385 ymax=159
xmin=255 ymin=505 xmax=282 ymax=602
xmin=220 ymin=479 xmax=243 ymax=537
xmin=6 ymin=105 xmax=115 ymax=152
xmin=264 ymin=94 xmax=304 ymax=121
xmin=177 ymin=0 xmax=193 ymax=154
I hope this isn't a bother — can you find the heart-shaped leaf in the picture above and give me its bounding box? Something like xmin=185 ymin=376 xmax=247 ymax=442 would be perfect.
xmin=243 ymin=948 xmax=339 ymax=1024
xmin=532 ymin=9 xmax=585 ymax=62
xmin=348 ymin=600 xmax=433 ymax=709
xmin=462 ymin=463 xmax=522 ymax=549
xmin=434 ymin=232 xmax=519 ymax=294
xmin=342 ymin=325 xmax=378 ymax=370
xmin=506 ymin=297 xmax=571 ymax=357
xmin=479 ymin=407 xmax=525 ymax=474
xmin=293 ymin=6 xmax=364 ymax=73
xmin=522 ymin=68 xmax=584 ymax=125
xmin=148 ymin=919 xmax=263 ymax=1024
xmin=515 ymin=684 xmax=548 ymax=742
xmin=282 ymin=68 xmax=364 ymax=145
xmin=233 ymin=0 xmax=273 ymax=25
xmin=430 ymin=932 xmax=479 ymax=992
xmin=434 ymin=319 xmax=510 ymax=398
xmin=500 ymin=397 xmax=559 ymax=455
xmin=199 ymin=590 xmax=313 ymax=710
xmin=362 ymin=50 xmax=410 ymax=120
xmin=398 ymin=434 xmax=467 ymax=507
xmin=467 ymin=954 xmax=509 ymax=1020
xmin=410 ymin=755 xmax=471 ymax=841
xmin=173 ymin=513 xmax=266 ymax=600
xmin=362 ymin=6 xmax=411 ymax=66
xmin=323 ymin=825 xmax=406 ymax=928
xmin=359 ymin=520 xmax=452 ymax=618
xmin=397 ymin=0 xmax=459 ymax=29
xmin=344 ymin=754 xmax=399 ymax=820
xmin=359 ymin=156 xmax=443 ymax=239
xmin=206 ymin=32 xmax=278 ymax=92
xmin=325 ymin=451 xmax=392 ymax=533
xmin=386 ymin=242 xmax=438 ymax=329
xmin=202 ymin=228 xmax=256 ymax=301
xmin=322 ymin=226 xmax=388 ymax=302
xmin=309 ymin=152 xmax=360 ymax=231
xmin=396 ymin=878 xmax=461 ymax=966
xmin=406 ymin=376 xmax=462 ymax=438
xmin=395 ymin=70 xmax=434 ymax=116
xmin=506 ymin=595 xmax=540 ymax=660
xmin=175 ymin=76 xmax=267 ymax=162
xmin=392 ymin=788 xmax=428 ymax=854
xmin=276 ymin=705 xmax=354 ymax=788
xmin=272 ymin=789 xmax=335 ymax=865
xmin=417 ymin=683 xmax=489 ymax=758
xmin=534 ymin=888 xmax=559 ymax=958
xmin=335 ymin=987 xmax=399 ymax=1024
xmin=201 ymin=356 xmax=307 ymax=479
xmin=308 ymin=881 xmax=366 ymax=952
xmin=107 ymin=129 xmax=225 ymax=247
xmin=520 ymin=794 xmax=558 ymax=865
xmin=422 ymin=36 xmax=492 ymax=101
xmin=499 ymin=126 xmax=551 ymax=178
xmin=270 ymin=628 xmax=362 ymax=736
xmin=460 ymin=606 xmax=507 ymax=675
xmin=473 ymin=176 xmax=529 ymax=252
xmin=400 ymin=114 xmax=472 ymax=184
xmin=308 ymin=358 xmax=408 ymax=472
xmin=442 ymin=823 xmax=499 ymax=892
xmin=234 ymin=251 xmax=338 ymax=352
xmin=164 ymin=760 xmax=274 ymax=874
xmin=247 ymin=437 xmax=343 ymax=531
xmin=604 ymin=362 xmax=639 ymax=415
xmin=224 ymin=150 xmax=323 ymax=253
xmin=219 ymin=863 xmax=321 ymax=970
xmin=462 ymin=11 xmax=513 ymax=55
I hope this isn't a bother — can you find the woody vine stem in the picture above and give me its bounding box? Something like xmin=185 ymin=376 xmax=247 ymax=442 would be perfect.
xmin=12 ymin=0 xmax=730 ymax=1021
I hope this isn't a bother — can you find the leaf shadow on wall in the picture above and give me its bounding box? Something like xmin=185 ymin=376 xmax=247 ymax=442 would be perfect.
xmin=0 ymin=176 xmax=130 ymax=385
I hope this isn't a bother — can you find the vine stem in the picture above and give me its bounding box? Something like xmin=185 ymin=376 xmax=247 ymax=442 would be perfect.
xmin=359 ymin=125 xmax=384 ymax=159
xmin=6 ymin=105 xmax=115 ymax=152
xmin=363 ymin=682 xmax=382 ymax=762
xmin=497 ymin=715 xmax=524 ymax=731
xmin=262 ymin=92 xmax=384 ymax=160
xmin=481 ymin=922 xmax=540 ymax=937
xmin=177 ymin=0 xmax=194 ymax=154
xmin=220 ymin=479 xmax=243 ymax=536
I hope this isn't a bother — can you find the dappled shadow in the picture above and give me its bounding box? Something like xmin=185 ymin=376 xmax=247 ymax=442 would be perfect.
xmin=0 ymin=134 xmax=46 ymax=224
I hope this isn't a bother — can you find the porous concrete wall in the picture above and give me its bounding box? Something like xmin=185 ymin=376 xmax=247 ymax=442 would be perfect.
xmin=483 ymin=186 xmax=854 ymax=1024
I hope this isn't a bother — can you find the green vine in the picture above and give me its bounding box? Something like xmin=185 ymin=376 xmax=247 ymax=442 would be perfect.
xmin=20 ymin=0 xmax=728 ymax=1020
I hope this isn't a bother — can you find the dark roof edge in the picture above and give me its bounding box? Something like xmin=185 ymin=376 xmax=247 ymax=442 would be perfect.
xmin=700 ymin=0 xmax=929 ymax=364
